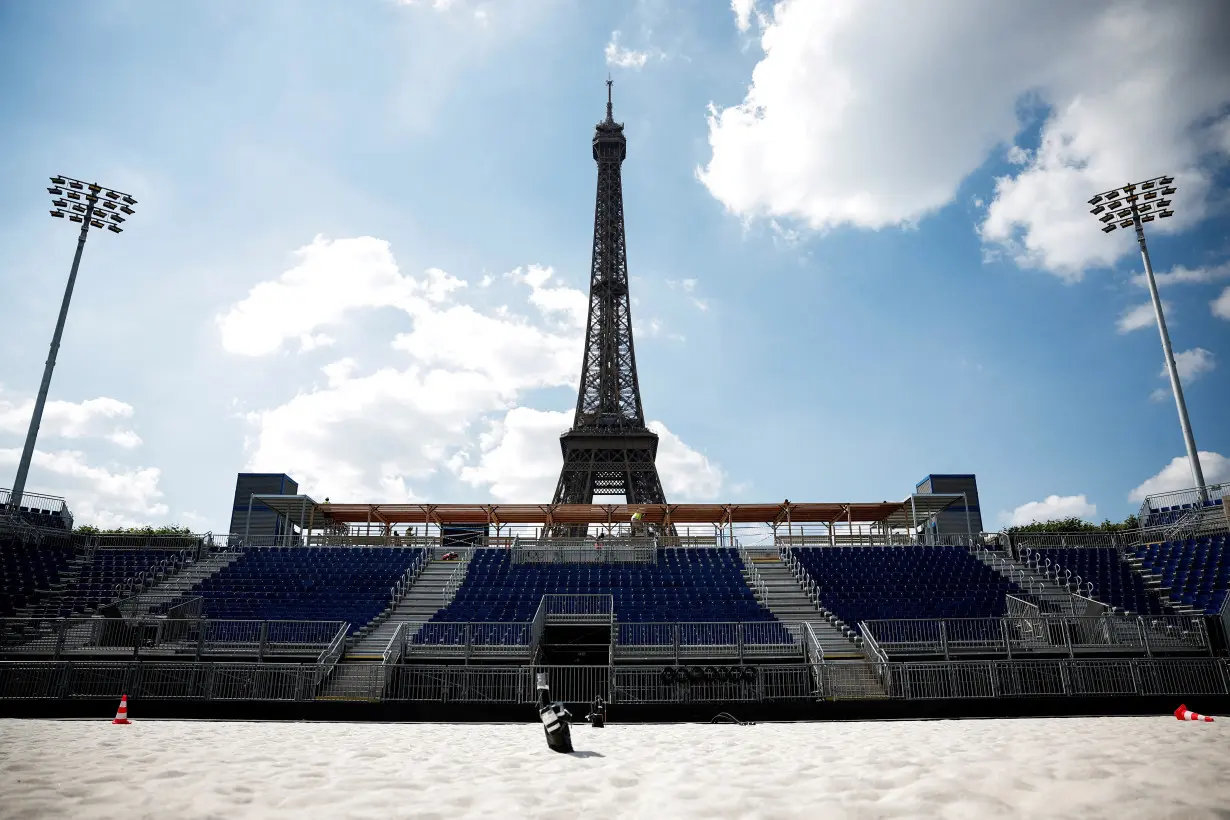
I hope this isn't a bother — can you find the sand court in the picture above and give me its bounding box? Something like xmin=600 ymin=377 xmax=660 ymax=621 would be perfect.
xmin=0 ymin=717 xmax=1226 ymax=819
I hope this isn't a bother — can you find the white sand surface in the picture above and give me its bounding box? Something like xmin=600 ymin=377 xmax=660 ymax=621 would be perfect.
xmin=0 ymin=716 xmax=1226 ymax=819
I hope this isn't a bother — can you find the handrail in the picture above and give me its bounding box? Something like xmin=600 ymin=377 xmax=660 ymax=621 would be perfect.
xmin=736 ymin=541 xmax=769 ymax=607
xmin=382 ymin=622 xmax=407 ymax=666
xmin=803 ymin=621 xmax=825 ymax=664
xmin=440 ymin=547 xmax=474 ymax=608
xmin=317 ymin=622 xmax=350 ymax=668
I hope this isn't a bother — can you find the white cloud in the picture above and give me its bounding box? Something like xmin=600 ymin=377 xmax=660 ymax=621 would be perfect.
xmin=1005 ymin=145 xmax=1032 ymax=166
xmin=1149 ymin=388 xmax=1168 ymax=404
xmin=699 ymin=1 xmax=1230 ymax=281
xmin=216 ymin=236 xmax=421 ymax=356
xmin=731 ymin=0 xmax=761 ymax=33
xmin=228 ymin=238 xmax=720 ymax=503
xmin=1116 ymin=302 xmax=1163 ymax=334
xmin=1000 ymin=494 xmax=1097 ymax=527
xmin=649 ymin=421 xmax=724 ymax=500
xmin=454 ymin=407 xmax=570 ymax=501
xmin=605 ymin=31 xmax=650 ymax=70
xmin=1134 ymin=261 xmax=1230 ymax=289
xmin=1213 ymin=286 xmax=1230 ymax=320
xmin=1129 ymin=452 xmax=1230 ymax=502
xmin=0 ymin=447 xmax=168 ymax=528
xmin=0 ymin=392 xmax=142 ymax=450
xmin=1169 ymin=348 xmax=1215 ymax=383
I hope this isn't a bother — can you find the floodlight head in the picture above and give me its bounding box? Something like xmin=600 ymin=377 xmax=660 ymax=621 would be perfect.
xmin=50 ymin=210 xmax=64 ymax=218
xmin=102 ymin=200 xmax=116 ymax=209
xmin=1162 ymin=186 xmax=1177 ymax=195
xmin=110 ymin=214 xmax=125 ymax=224
xmin=1159 ymin=176 xmax=1174 ymax=185
xmin=71 ymin=204 xmax=86 ymax=213
xmin=1141 ymin=181 xmax=1155 ymax=190
xmin=1104 ymin=189 xmax=1119 ymax=200
xmin=1102 ymin=224 xmax=1116 ymax=233
xmin=89 ymin=219 xmax=104 ymax=229
xmin=1118 ymin=219 xmax=1133 ymax=228
xmin=1141 ymin=214 xmax=1155 ymax=222
xmin=52 ymin=199 xmax=67 ymax=208
xmin=69 ymin=215 xmax=83 ymax=223
xmin=68 ymin=181 xmax=83 ymax=190
xmin=50 ymin=176 xmax=66 ymax=185
xmin=119 ymin=205 xmax=134 ymax=215
xmin=1108 ymin=200 xmax=1122 ymax=210
xmin=107 ymin=224 xmax=122 ymax=234
xmin=1099 ymin=213 xmax=1115 ymax=223
xmin=1157 ymin=198 xmax=1171 ymax=208
xmin=1088 ymin=194 xmax=1103 ymax=205
xmin=1159 ymin=209 xmax=1174 ymax=218
xmin=47 ymin=186 xmax=62 ymax=195
xmin=1117 ymin=209 xmax=1131 ymax=218
xmin=121 ymin=195 xmax=136 ymax=205
xmin=1091 ymin=204 xmax=1106 ymax=215
xmin=1123 ymin=183 xmax=1137 ymax=193
xmin=105 ymin=191 xmax=119 ymax=200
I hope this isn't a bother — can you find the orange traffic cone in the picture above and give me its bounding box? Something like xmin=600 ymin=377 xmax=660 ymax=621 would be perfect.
xmin=112 ymin=694 xmax=132 ymax=724
xmin=1175 ymin=704 xmax=1213 ymax=722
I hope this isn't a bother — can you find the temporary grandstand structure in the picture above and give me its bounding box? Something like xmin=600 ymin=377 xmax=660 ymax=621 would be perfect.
xmin=235 ymin=492 xmax=976 ymax=547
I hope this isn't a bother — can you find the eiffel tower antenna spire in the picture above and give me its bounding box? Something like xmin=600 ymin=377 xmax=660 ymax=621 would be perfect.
xmin=551 ymin=82 xmax=668 ymax=515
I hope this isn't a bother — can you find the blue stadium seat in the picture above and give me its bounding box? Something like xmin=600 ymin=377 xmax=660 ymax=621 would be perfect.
xmin=416 ymin=548 xmax=779 ymax=645
xmin=174 ymin=547 xmax=424 ymax=633
xmin=0 ymin=535 xmax=75 ymax=617
xmin=1035 ymin=548 xmax=1164 ymax=616
xmin=789 ymin=545 xmax=1016 ymax=632
xmin=1134 ymin=535 xmax=1229 ymax=615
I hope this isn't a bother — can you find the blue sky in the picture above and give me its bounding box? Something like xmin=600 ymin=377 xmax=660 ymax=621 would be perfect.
xmin=0 ymin=0 xmax=1227 ymax=532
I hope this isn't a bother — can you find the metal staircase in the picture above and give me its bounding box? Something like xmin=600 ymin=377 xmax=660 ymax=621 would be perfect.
xmin=739 ymin=546 xmax=864 ymax=659
xmin=345 ymin=554 xmax=469 ymax=660
xmin=972 ymin=550 xmax=1089 ymax=616
xmin=120 ymin=550 xmax=243 ymax=615
xmin=1121 ymin=550 xmax=1202 ymax=617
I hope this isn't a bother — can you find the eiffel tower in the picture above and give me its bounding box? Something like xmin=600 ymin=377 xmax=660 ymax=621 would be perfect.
xmin=552 ymin=81 xmax=668 ymax=511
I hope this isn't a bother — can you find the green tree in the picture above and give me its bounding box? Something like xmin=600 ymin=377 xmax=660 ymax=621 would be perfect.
xmin=75 ymin=525 xmax=196 ymax=536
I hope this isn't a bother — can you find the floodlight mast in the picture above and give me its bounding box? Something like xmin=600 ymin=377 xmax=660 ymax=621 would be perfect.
xmin=8 ymin=177 xmax=136 ymax=514
xmin=1089 ymin=175 xmax=1205 ymax=502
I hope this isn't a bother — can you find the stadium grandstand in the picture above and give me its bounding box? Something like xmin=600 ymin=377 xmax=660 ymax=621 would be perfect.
xmin=2 ymin=474 xmax=1228 ymax=719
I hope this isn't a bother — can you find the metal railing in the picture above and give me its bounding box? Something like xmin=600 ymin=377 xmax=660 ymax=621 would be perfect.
xmin=440 ymin=548 xmax=473 ymax=608
xmin=510 ymin=538 xmax=658 ymax=564
xmin=6 ymin=656 xmax=1223 ymax=703
xmin=613 ymin=621 xmax=802 ymax=661
xmin=1140 ymin=481 xmax=1229 ymax=519
xmin=736 ymin=540 xmax=769 ymax=607
xmin=389 ymin=549 xmax=429 ymax=609
xmin=539 ymin=594 xmax=614 ymax=623
xmin=860 ymin=615 xmax=1208 ymax=659
xmin=0 ymin=617 xmax=347 ymax=660
xmin=406 ymin=622 xmax=532 ymax=658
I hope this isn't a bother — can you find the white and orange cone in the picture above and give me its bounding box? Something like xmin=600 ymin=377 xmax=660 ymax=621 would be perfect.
xmin=112 ymin=694 xmax=132 ymax=725
xmin=1174 ymin=704 xmax=1213 ymax=722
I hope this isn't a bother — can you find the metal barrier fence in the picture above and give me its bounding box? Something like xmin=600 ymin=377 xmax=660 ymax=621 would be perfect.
xmin=539 ymin=594 xmax=614 ymax=623
xmin=510 ymin=538 xmax=658 ymax=564
xmin=860 ymin=615 xmax=1208 ymax=658
xmin=0 ymin=617 xmax=346 ymax=659
xmin=2 ymin=658 xmax=1226 ymax=703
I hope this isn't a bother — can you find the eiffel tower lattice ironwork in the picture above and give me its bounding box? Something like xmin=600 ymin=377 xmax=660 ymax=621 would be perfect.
xmin=552 ymin=81 xmax=667 ymax=510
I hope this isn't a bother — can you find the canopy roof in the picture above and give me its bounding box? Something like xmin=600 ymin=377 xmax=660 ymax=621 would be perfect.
xmin=284 ymin=496 xmax=964 ymax=528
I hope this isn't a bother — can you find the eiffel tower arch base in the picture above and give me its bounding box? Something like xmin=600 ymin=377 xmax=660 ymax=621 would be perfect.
xmin=553 ymin=430 xmax=667 ymax=507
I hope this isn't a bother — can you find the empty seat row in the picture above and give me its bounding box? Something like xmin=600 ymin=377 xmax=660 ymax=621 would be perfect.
xmin=1134 ymin=535 xmax=1230 ymax=615
xmin=790 ymin=545 xmax=1016 ymax=633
